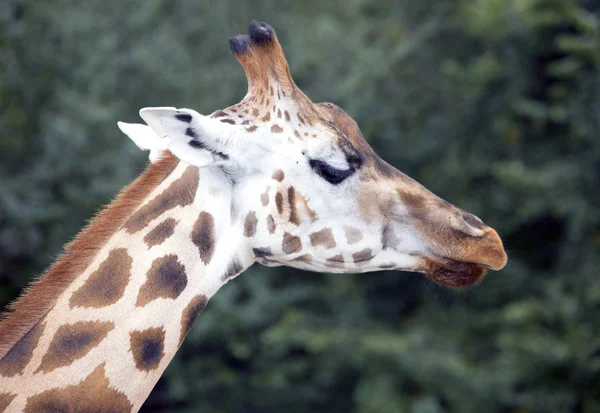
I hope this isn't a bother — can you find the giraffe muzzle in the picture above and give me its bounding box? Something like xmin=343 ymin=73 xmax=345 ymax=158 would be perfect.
xmin=417 ymin=223 xmax=507 ymax=288
xmin=389 ymin=188 xmax=508 ymax=287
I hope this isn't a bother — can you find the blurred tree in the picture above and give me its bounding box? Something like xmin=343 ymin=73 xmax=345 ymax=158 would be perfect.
xmin=0 ymin=0 xmax=599 ymax=412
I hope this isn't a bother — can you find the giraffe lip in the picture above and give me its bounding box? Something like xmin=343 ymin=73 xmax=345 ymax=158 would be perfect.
xmin=419 ymin=257 xmax=487 ymax=289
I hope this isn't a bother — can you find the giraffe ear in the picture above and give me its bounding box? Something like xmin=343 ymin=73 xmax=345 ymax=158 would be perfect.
xmin=117 ymin=122 xmax=169 ymax=163
xmin=139 ymin=107 xmax=234 ymax=167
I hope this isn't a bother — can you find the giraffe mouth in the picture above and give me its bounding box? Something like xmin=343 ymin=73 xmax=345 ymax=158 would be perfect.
xmin=419 ymin=257 xmax=487 ymax=289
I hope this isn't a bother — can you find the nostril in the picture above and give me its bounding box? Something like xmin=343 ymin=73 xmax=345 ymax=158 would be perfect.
xmin=463 ymin=213 xmax=484 ymax=230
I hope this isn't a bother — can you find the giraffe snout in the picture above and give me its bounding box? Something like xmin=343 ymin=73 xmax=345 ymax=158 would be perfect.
xmin=444 ymin=218 xmax=507 ymax=271
xmin=404 ymin=198 xmax=508 ymax=273
xmin=474 ymin=226 xmax=507 ymax=270
xmin=447 ymin=210 xmax=507 ymax=270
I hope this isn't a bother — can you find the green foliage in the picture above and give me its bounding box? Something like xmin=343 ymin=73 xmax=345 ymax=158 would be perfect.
xmin=1 ymin=0 xmax=599 ymax=412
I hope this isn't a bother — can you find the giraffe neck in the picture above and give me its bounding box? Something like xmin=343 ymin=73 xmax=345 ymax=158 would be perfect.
xmin=0 ymin=160 xmax=253 ymax=413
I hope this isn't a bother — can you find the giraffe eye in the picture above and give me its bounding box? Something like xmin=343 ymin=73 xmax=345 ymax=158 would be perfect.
xmin=309 ymin=159 xmax=355 ymax=185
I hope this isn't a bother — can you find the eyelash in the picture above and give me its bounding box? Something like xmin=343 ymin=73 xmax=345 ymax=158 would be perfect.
xmin=309 ymin=159 xmax=356 ymax=185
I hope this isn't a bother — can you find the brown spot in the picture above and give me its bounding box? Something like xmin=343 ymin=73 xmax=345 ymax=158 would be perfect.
xmin=397 ymin=189 xmax=426 ymax=211
xmin=269 ymin=85 xmax=274 ymax=96
xmin=24 ymin=363 xmax=132 ymax=413
xmin=136 ymin=255 xmax=188 ymax=307
xmin=294 ymin=130 xmax=301 ymax=139
xmin=179 ymin=295 xmax=208 ymax=346
xmin=275 ymin=192 xmax=284 ymax=214
xmin=124 ymin=166 xmax=199 ymax=233
xmin=191 ymin=211 xmax=215 ymax=264
xmin=36 ymin=321 xmax=114 ymax=373
xmin=252 ymin=108 xmax=259 ymax=117
xmin=244 ymin=211 xmax=258 ymax=237
xmin=0 ymin=393 xmax=15 ymax=411
xmin=261 ymin=186 xmax=270 ymax=206
xmin=130 ymin=327 xmax=165 ymax=372
xmin=211 ymin=110 xmax=228 ymax=118
xmin=277 ymin=109 xmax=282 ymax=118
xmin=293 ymin=254 xmax=313 ymax=263
xmin=0 ymin=321 xmax=45 ymax=377
xmin=253 ymin=247 xmax=273 ymax=258
xmin=309 ymin=228 xmax=336 ymax=249
xmin=326 ymin=254 xmax=345 ymax=268
xmin=352 ymin=248 xmax=373 ymax=263
xmin=298 ymin=114 xmax=305 ymax=124
xmin=272 ymin=169 xmax=285 ymax=182
xmin=144 ymin=218 xmax=178 ymax=248
xmin=288 ymin=187 xmax=300 ymax=225
xmin=246 ymin=125 xmax=258 ymax=132
xmin=285 ymin=111 xmax=291 ymax=121
xmin=297 ymin=193 xmax=318 ymax=222
xmin=221 ymin=259 xmax=244 ymax=281
xmin=267 ymin=215 xmax=276 ymax=233
xmin=220 ymin=118 xmax=236 ymax=125
xmin=271 ymin=124 xmax=283 ymax=133
xmin=261 ymin=112 xmax=271 ymax=122
xmin=344 ymin=227 xmax=363 ymax=245
xmin=242 ymin=119 xmax=250 ymax=125
xmin=282 ymin=233 xmax=302 ymax=254
xmin=70 ymin=248 xmax=132 ymax=309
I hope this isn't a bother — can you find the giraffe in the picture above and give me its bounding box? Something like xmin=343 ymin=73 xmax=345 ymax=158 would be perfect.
xmin=0 ymin=21 xmax=507 ymax=412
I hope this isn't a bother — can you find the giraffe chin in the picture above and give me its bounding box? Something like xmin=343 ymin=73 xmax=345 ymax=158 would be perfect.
xmin=420 ymin=257 xmax=487 ymax=289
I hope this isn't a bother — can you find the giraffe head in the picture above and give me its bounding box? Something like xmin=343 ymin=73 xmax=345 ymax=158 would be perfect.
xmin=120 ymin=21 xmax=507 ymax=288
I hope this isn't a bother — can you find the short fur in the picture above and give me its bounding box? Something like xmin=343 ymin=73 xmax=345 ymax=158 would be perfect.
xmin=0 ymin=153 xmax=179 ymax=359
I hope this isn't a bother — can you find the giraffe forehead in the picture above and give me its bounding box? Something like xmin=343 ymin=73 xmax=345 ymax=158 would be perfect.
xmin=210 ymin=90 xmax=343 ymax=149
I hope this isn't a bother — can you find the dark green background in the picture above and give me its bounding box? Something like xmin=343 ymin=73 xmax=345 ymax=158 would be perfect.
xmin=1 ymin=1 xmax=599 ymax=412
